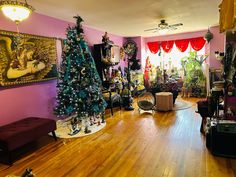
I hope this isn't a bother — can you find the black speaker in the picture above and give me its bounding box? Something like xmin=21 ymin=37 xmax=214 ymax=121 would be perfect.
xmin=209 ymin=123 xmax=236 ymax=158
xmin=93 ymin=44 xmax=104 ymax=81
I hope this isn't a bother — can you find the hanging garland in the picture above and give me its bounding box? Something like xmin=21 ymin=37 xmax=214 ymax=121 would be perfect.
xmin=147 ymin=41 xmax=159 ymax=54
xmin=175 ymin=39 xmax=190 ymax=52
xmin=190 ymin=37 xmax=206 ymax=51
xmin=147 ymin=37 xmax=206 ymax=54
xmin=161 ymin=40 xmax=174 ymax=53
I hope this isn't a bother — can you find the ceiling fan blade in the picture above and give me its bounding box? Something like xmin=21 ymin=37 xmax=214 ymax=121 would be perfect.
xmin=144 ymin=28 xmax=159 ymax=32
xmin=169 ymin=26 xmax=177 ymax=30
xmin=169 ymin=23 xmax=183 ymax=27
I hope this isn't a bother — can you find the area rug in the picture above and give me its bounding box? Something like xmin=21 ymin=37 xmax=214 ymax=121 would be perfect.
xmin=51 ymin=119 xmax=106 ymax=139
xmin=173 ymin=100 xmax=193 ymax=111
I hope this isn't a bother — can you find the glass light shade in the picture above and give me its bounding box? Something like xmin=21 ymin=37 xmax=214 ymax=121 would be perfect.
xmin=0 ymin=1 xmax=34 ymax=23
xmin=1 ymin=5 xmax=31 ymax=22
xmin=159 ymin=28 xmax=169 ymax=35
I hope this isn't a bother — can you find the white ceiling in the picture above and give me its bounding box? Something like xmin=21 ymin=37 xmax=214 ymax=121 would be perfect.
xmin=29 ymin=0 xmax=222 ymax=37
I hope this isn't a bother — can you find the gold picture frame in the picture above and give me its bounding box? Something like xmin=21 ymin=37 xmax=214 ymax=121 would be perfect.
xmin=0 ymin=30 xmax=57 ymax=86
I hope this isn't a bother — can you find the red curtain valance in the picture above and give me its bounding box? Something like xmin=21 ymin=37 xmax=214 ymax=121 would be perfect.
xmin=147 ymin=42 xmax=159 ymax=54
xmin=147 ymin=37 xmax=206 ymax=54
xmin=161 ymin=40 xmax=174 ymax=53
xmin=189 ymin=37 xmax=206 ymax=51
xmin=175 ymin=39 xmax=190 ymax=52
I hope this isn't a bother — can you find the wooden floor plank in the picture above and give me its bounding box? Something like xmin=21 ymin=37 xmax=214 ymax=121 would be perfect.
xmin=0 ymin=97 xmax=236 ymax=177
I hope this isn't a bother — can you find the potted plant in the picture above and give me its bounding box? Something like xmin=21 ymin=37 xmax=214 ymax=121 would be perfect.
xmin=181 ymin=51 xmax=208 ymax=97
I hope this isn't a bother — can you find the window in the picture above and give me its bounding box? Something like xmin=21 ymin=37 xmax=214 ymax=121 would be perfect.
xmin=146 ymin=42 xmax=205 ymax=73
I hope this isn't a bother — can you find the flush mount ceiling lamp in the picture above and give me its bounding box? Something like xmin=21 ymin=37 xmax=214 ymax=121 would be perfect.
xmin=0 ymin=0 xmax=35 ymax=24
xmin=158 ymin=28 xmax=169 ymax=35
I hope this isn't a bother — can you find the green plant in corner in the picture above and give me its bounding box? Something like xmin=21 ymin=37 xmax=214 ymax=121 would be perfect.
xmin=181 ymin=51 xmax=208 ymax=97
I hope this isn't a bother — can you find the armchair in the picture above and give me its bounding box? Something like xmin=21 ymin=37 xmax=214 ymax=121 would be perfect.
xmin=102 ymin=88 xmax=122 ymax=116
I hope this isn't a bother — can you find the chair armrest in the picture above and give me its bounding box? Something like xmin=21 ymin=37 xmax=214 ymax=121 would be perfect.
xmin=102 ymin=89 xmax=112 ymax=99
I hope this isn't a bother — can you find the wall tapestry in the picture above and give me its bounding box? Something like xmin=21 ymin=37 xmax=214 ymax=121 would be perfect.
xmin=0 ymin=30 xmax=57 ymax=86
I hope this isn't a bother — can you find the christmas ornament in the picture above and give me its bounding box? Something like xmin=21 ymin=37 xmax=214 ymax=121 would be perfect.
xmin=81 ymin=67 xmax=86 ymax=75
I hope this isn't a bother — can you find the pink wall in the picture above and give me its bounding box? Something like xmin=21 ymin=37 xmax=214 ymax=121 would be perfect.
xmin=144 ymin=27 xmax=225 ymax=69
xmin=0 ymin=13 xmax=123 ymax=125
xmin=208 ymin=26 xmax=225 ymax=69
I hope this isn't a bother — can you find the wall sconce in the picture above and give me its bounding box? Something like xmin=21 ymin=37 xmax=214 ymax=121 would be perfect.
xmin=215 ymin=51 xmax=225 ymax=61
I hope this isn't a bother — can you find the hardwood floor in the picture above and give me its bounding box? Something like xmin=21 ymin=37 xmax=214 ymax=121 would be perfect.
xmin=0 ymin=97 xmax=236 ymax=177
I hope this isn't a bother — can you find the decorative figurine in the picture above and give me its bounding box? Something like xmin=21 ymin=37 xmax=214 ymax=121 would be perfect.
xmin=84 ymin=118 xmax=91 ymax=134
xmin=84 ymin=125 xmax=91 ymax=134
xmin=102 ymin=32 xmax=109 ymax=44
xmin=101 ymin=112 xmax=105 ymax=123
xmin=68 ymin=116 xmax=81 ymax=136
xmin=21 ymin=168 xmax=35 ymax=177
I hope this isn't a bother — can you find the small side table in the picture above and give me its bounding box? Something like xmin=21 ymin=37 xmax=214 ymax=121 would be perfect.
xmin=155 ymin=92 xmax=173 ymax=111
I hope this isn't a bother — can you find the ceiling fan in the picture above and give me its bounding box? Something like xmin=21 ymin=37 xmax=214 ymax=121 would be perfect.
xmin=144 ymin=20 xmax=183 ymax=33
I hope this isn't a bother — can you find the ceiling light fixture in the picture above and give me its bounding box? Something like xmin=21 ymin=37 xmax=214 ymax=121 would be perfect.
xmin=159 ymin=28 xmax=169 ymax=35
xmin=0 ymin=0 xmax=34 ymax=24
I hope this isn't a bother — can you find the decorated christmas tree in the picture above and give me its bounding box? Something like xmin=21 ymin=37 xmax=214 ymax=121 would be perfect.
xmin=54 ymin=16 xmax=107 ymax=133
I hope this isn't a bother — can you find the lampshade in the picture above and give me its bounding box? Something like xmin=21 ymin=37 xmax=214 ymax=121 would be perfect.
xmin=0 ymin=0 xmax=34 ymax=23
xmin=159 ymin=28 xmax=169 ymax=35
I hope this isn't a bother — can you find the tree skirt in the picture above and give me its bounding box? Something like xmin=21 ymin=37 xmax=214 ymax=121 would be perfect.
xmin=173 ymin=100 xmax=193 ymax=111
xmin=52 ymin=119 xmax=106 ymax=139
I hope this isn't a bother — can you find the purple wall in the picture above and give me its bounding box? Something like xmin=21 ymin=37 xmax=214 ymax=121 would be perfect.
xmin=0 ymin=13 xmax=123 ymax=125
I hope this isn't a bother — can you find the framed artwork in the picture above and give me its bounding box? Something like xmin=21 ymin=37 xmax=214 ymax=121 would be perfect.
xmin=0 ymin=30 xmax=57 ymax=87
xmin=123 ymin=40 xmax=137 ymax=58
